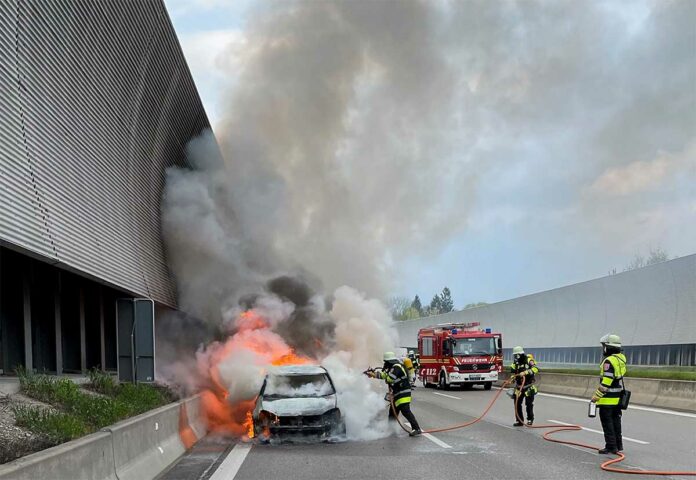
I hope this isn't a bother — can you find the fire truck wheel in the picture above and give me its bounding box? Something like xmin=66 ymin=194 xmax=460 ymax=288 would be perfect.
xmin=484 ymin=382 xmax=493 ymax=390
xmin=438 ymin=373 xmax=449 ymax=390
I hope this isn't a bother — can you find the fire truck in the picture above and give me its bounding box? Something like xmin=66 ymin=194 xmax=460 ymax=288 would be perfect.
xmin=417 ymin=322 xmax=503 ymax=390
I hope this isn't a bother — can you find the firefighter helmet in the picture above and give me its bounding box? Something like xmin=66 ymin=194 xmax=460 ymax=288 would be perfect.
xmin=600 ymin=334 xmax=621 ymax=348
xmin=383 ymin=351 xmax=398 ymax=361
xmin=512 ymin=345 xmax=525 ymax=355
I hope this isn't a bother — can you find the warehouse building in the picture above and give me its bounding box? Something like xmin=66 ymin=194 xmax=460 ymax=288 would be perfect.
xmin=395 ymin=254 xmax=696 ymax=367
xmin=0 ymin=0 xmax=209 ymax=376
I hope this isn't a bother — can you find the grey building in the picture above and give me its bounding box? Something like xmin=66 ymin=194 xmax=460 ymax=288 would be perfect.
xmin=0 ymin=0 xmax=209 ymax=375
xmin=395 ymin=254 xmax=696 ymax=367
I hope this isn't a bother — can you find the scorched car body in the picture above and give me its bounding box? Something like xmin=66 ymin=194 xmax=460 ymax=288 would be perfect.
xmin=252 ymin=365 xmax=346 ymax=440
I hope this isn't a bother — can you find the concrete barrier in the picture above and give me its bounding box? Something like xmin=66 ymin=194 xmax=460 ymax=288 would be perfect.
xmin=107 ymin=403 xmax=186 ymax=480
xmin=536 ymin=373 xmax=696 ymax=412
xmin=653 ymin=379 xmax=696 ymax=411
xmin=0 ymin=395 xmax=209 ymax=480
xmin=184 ymin=395 xmax=206 ymax=441
xmin=0 ymin=431 xmax=117 ymax=480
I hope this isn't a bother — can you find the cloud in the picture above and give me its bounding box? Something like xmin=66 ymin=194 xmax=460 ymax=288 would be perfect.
xmin=588 ymin=154 xmax=675 ymax=196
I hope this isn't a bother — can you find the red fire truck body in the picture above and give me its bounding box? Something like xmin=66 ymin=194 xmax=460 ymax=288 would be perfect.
xmin=417 ymin=322 xmax=503 ymax=390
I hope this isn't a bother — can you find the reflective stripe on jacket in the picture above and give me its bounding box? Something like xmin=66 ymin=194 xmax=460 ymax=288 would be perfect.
xmin=380 ymin=362 xmax=412 ymax=406
xmin=595 ymin=353 xmax=627 ymax=406
xmin=510 ymin=356 xmax=539 ymax=388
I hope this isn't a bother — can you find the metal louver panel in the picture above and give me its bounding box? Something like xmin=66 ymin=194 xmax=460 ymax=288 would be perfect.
xmin=0 ymin=0 xmax=212 ymax=307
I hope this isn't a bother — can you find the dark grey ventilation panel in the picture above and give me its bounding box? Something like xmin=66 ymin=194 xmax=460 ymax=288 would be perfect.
xmin=117 ymin=298 xmax=155 ymax=383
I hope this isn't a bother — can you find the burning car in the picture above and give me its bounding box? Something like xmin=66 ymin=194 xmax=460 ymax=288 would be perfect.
xmin=252 ymin=365 xmax=346 ymax=441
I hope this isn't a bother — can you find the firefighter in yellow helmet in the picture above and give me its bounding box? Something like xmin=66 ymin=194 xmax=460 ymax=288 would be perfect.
xmin=510 ymin=345 xmax=539 ymax=426
xmin=591 ymin=334 xmax=627 ymax=454
xmin=367 ymin=352 xmax=422 ymax=436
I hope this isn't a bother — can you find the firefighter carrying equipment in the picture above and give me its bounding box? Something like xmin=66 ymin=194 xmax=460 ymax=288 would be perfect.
xmin=379 ymin=361 xmax=412 ymax=407
xmin=511 ymin=352 xmax=539 ymax=425
xmin=594 ymin=353 xmax=627 ymax=407
xmin=510 ymin=353 xmax=539 ymax=389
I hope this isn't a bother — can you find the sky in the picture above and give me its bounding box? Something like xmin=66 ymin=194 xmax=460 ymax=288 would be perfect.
xmin=163 ymin=0 xmax=696 ymax=309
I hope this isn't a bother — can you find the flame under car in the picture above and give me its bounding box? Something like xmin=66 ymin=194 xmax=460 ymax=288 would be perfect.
xmin=252 ymin=365 xmax=345 ymax=441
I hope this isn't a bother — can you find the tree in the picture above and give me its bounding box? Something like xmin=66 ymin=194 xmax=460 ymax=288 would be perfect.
xmin=387 ymin=296 xmax=412 ymax=321
xmin=410 ymin=295 xmax=423 ymax=315
xmin=624 ymin=247 xmax=670 ymax=271
xmin=439 ymin=287 xmax=454 ymax=313
xmin=429 ymin=294 xmax=442 ymax=316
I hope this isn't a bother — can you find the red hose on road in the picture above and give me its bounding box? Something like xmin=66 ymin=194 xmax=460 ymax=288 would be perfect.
xmin=387 ymin=376 xmax=696 ymax=476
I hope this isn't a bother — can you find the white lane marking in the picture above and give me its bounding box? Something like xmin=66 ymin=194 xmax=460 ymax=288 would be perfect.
xmin=432 ymin=392 xmax=462 ymax=400
xmin=547 ymin=420 xmax=650 ymax=445
xmin=209 ymin=443 xmax=252 ymax=480
xmin=423 ymin=432 xmax=452 ymax=449
xmin=405 ymin=420 xmax=452 ymax=449
xmin=495 ymin=388 xmax=696 ymax=419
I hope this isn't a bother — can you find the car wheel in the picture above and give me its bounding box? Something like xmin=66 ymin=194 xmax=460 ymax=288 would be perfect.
xmin=484 ymin=382 xmax=493 ymax=390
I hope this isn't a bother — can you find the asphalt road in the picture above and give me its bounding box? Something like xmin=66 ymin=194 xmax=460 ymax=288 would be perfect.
xmin=161 ymin=386 xmax=696 ymax=480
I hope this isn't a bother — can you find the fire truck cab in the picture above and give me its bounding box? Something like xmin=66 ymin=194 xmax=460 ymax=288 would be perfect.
xmin=417 ymin=322 xmax=503 ymax=390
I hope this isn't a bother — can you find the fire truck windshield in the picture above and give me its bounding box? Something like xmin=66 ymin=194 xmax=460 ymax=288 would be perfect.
xmin=452 ymin=337 xmax=496 ymax=356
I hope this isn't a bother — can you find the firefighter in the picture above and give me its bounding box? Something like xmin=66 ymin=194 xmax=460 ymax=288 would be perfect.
xmin=408 ymin=350 xmax=420 ymax=370
xmin=367 ymin=352 xmax=422 ymax=436
xmin=510 ymin=345 xmax=539 ymax=426
xmin=591 ymin=334 xmax=627 ymax=454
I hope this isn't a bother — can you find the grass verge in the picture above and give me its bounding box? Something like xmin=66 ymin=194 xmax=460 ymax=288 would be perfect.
xmin=13 ymin=368 xmax=175 ymax=447
xmin=543 ymin=368 xmax=696 ymax=381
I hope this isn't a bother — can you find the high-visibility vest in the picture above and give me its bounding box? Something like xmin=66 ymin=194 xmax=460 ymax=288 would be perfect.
xmin=595 ymin=353 xmax=627 ymax=406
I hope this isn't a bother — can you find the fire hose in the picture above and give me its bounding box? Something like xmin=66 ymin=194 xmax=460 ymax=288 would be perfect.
xmin=386 ymin=376 xmax=696 ymax=476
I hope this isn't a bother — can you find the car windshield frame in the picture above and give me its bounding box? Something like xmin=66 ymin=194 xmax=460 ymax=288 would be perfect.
xmin=452 ymin=337 xmax=496 ymax=356
xmin=262 ymin=373 xmax=336 ymax=399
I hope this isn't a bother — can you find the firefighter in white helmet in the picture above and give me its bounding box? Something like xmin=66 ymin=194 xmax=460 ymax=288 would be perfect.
xmin=591 ymin=334 xmax=627 ymax=454
xmin=510 ymin=345 xmax=539 ymax=426
xmin=367 ymin=352 xmax=422 ymax=436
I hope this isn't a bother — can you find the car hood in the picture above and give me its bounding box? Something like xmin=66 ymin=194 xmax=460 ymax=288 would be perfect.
xmin=261 ymin=395 xmax=337 ymax=416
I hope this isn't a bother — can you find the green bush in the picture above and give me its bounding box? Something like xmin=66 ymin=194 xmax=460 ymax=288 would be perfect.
xmin=16 ymin=370 xmax=172 ymax=444
xmin=116 ymin=383 xmax=167 ymax=416
xmin=12 ymin=405 xmax=88 ymax=444
xmin=87 ymin=368 xmax=118 ymax=396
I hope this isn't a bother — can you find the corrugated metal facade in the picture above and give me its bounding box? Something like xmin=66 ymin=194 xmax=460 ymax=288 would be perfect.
xmin=0 ymin=0 xmax=209 ymax=307
xmin=395 ymin=254 xmax=696 ymax=351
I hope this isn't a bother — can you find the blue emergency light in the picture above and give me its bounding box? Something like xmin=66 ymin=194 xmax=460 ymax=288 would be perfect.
xmin=485 ymin=328 xmax=492 ymax=333
xmin=451 ymin=329 xmax=458 ymax=334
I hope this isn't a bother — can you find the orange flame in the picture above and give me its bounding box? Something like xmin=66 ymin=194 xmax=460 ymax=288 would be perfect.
xmin=197 ymin=309 xmax=316 ymax=437
xmin=245 ymin=411 xmax=254 ymax=438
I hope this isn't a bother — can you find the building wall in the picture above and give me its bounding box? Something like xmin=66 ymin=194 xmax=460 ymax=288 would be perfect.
xmin=0 ymin=0 xmax=209 ymax=307
xmin=395 ymin=254 xmax=696 ymax=366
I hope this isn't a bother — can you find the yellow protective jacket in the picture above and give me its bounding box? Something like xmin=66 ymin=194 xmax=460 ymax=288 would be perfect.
xmin=379 ymin=362 xmax=412 ymax=407
xmin=595 ymin=353 xmax=627 ymax=406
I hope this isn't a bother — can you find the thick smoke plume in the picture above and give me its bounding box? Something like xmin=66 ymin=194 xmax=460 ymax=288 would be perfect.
xmin=163 ymin=2 xmax=479 ymax=323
